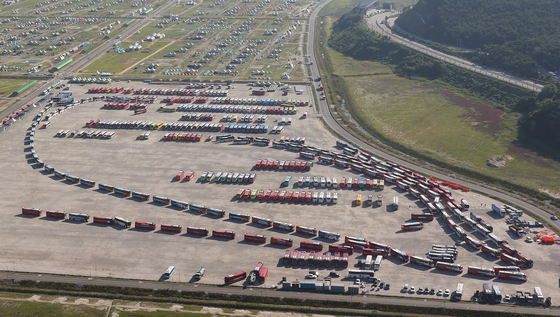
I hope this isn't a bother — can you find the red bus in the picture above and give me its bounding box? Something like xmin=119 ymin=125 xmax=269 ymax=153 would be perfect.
xmin=314 ymin=252 xmax=323 ymax=267
xmin=161 ymin=224 xmax=182 ymax=233
xmin=187 ymin=227 xmax=209 ymax=236
xmin=328 ymin=244 xmax=353 ymax=255
xmin=345 ymin=239 xmax=367 ymax=250
xmin=368 ymin=241 xmax=391 ymax=252
xmin=344 ymin=236 xmax=367 ymax=243
xmin=46 ymin=210 xmax=66 ymax=219
xmin=341 ymin=252 xmax=349 ymax=268
xmin=93 ymin=216 xmax=114 ymax=225
xmin=500 ymin=253 xmax=522 ymax=266
xmin=296 ymin=225 xmax=317 ymax=236
xmin=467 ymin=266 xmax=495 ymax=277
xmin=244 ymin=233 xmax=267 ymax=243
xmin=307 ymin=251 xmax=316 ymax=266
xmin=409 ymin=256 xmax=434 ymax=268
xmin=224 ymin=271 xmax=247 ymax=285
xmin=389 ymin=248 xmax=409 ymax=262
xmin=272 ymin=221 xmax=295 ymax=232
xmin=411 ymin=213 xmax=433 ymax=221
xmin=291 ymin=250 xmax=299 ymax=265
xmin=22 ymin=207 xmax=41 ymax=216
xmin=252 ymin=216 xmax=272 ymax=227
xmin=254 ymin=261 xmax=264 ymax=273
xmin=213 ymin=230 xmax=236 ymax=239
xmin=516 ymin=253 xmax=534 ymax=268
xmin=298 ymin=251 xmax=307 ymax=266
xmin=333 ymin=252 xmax=340 ymax=267
xmin=464 ymin=236 xmax=483 ymax=250
xmin=363 ymin=248 xmax=389 ymax=258
xmin=300 ymin=241 xmax=323 ymax=251
xmin=283 ymin=250 xmax=291 ymax=265
xmin=135 ymin=221 xmax=156 ymax=230
xmin=493 ymin=266 xmax=520 ymax=274
xmin=323 ymin=252 xmax=332 ymax=267
xmin=435 ymin=261 xmax=463 ymax=273
xmin=500 ymin=243 xmax=518 ymax=256
xmin=271 ymin=237 xmax=293 ymax=247
xmin=258 ymin=268 xmax=268 ymax=283
xmin=497 ymin=271 xmax=527 ymax=282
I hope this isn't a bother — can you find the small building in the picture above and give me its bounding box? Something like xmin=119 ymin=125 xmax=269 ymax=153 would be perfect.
xmin=294 ymin=85 xmax=305 ymax=94
xmin=281 ymin=73 xmax=290 ymax=79
xmin=357 ymin=0 xmax=378 ymax=12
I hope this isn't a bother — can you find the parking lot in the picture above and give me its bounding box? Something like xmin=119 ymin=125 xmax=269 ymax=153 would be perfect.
xmin=0 ymin=81 xmax=559 ymax=304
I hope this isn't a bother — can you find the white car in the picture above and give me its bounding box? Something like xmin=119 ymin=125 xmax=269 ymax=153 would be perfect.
xmin=402 ymin=284 xmax=408 ymax=293
xmin=409 ymin=286 xmax=415 ymax=294
xmin=437 ymin=289 xmax=443 ymax=296
xmin=444 ymin=289 xmax=450 ymax=297
xmin=305 ymin=274 xmax=317 ymax=279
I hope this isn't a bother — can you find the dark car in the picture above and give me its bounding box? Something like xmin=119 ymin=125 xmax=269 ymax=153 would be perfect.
xmin=384 ymin=283 xmax=390 ymax=290
xmin=329 ymin=272 xmax=340 ymax=278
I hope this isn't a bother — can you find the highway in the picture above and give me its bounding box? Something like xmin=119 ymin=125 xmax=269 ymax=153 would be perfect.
xmin=305 ymin=2 xmax=558 ymax=233
xmin=2 ymin=272 xmax=558 ymax=316
xmin=365 ymin=13 xmax=543 ymax=92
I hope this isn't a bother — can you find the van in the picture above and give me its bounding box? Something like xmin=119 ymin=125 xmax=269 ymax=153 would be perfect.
xmin=287 ymin=118 xmax=292 ymax=125
xmin=333 ymin=192 xmax=338 ymax=204
xmin=312 ymin=191 xmax=318 ymax=203
xmin=281 ymin=118 xmax=286 ymax=125
xmin=318 ymin=192 xmax=325 ymax=203
xmin=320 ymin=177 xmax=326 ymax=188
xmin=326 ymin=192 xmax=332 ymax=203
xmin=326 ymin=177 xmax=332 ymax=187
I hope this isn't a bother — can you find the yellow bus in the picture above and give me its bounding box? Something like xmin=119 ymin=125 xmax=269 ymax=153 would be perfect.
xmin=356 ymin=194 xmax=362 ymax=206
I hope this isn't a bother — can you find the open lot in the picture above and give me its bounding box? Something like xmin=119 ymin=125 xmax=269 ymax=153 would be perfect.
xmin=0 ymin=81 xmax=558 ymax=305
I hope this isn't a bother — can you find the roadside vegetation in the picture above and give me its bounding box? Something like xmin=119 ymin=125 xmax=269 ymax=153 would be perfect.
xmin=317 ymin=9 xmax=560 ymax=208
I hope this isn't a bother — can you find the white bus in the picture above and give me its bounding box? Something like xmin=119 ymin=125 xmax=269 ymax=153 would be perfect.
xmin=114 ymin=217 xmax=131 ymax=228
xmin=164 ymin=266 xmax=175 ymax=279
xmin=534 ymin=287 xmax=544 ymax=304
xmin=453 ymin=283 xmax=464 ymax=301
xmin=393 ymin=197 xmax=399 ymax=210
xmin=364 ymin=255 xmax=373 ymax=270
xmin=348 ymin=269 xmax=375 ymax=279
xmin=68 ymin=213 xmax=89 ymax=222
xmin=373 ymin=255 xmax=383 ymax=271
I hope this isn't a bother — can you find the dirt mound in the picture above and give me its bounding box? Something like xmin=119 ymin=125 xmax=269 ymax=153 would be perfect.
xmin=487 ymin=155 xmax=513 ymax=168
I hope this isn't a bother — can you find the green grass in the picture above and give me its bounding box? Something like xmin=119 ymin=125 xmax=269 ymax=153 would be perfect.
xmin=0 ymin=79 xmax=33 ymax=95
xmin=0 ymin=300 xmax=106 ymax=317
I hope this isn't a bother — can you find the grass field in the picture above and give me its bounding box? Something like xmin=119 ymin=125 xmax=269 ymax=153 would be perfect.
xmin=0 ymin=79 xmax=33 ymax=96
xmin=0 ymin=300 xmax=106 ymax=317
xmin=320 ymin=11 xmax=560 ymax=195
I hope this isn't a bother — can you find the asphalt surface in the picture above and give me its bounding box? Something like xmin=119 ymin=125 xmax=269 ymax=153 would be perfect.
xmin=366 ymin=13 xmax=543 ymax=92
xmin=306 ymin=4 xmax=559 ymax=233
xmin=3 ymin=272 xmax=558 ymax=315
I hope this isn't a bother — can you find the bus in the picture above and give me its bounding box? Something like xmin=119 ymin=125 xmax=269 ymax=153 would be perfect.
xmin=332 ymin=252 xmax=340 ymax=267
xmin=252 ymin=216 xmax=272 ymax=227
xmin=272 ymin=221 xmax=295 ymax=232
xmin=114 ymin=187 xmax=132 ymax=197
xmin=373 ymin=255 xmax=383 ymax=270
xmin=345 ymin=236 xmax=367 ymax=243
xmin=467 ymin=266 xmax=495 ymax=278
xmin=187 ymin=227 xmax=209 ymax=236
xmin=46 ymin=210 xmax=66 ymax=219
xmin=401 ymin=222 xmax=423 ymax=231
xmin=453 ymin=283 xmax=464 ymax=301
xmin=131 ymin=191 xmax=150 ymax=201
xmin=212 ymin=229 xmax=235 ymax=239
xmin=258 ymin=268 xmax=268 ymax=283
xmin=435 ymin=261 xmax=463 ymax=273
xmin=299 ymin=251 xmax=307 ymax=266
xmin=153 ymin=195 xmax=171 ymax=205
xmin=164 ymin=266 xmax=175 ymax=279
xmin=497 ymin=271 xmax=527 ymax=282
xmin=411 ymin=213 xmax=433 ymax=221
xmin=300 ymin=241 xmax=323 ymax=251
xmin=93 ymin=216 xmax=114 ymax=225
xmin=500 ymin=253 xmax=522 ymax=266
xmin=470 ymin=212 xmax=482 ymax=223
xmin=368 ymin=241 xmax=391 ymax=252
xmin=318 ymin=230 xmax=340 ymax=241
xmin=44 ymin=165 xmax=55 ymax=174
xmin=65 ymin=174 xmax=80 ymax=184
xmin=54 ymin=170 xmax=66 ymax=179
xmin=321 ymin=252 xmax=330 ymax=267
xmin=283 ymin=250 xmax=291 ymax=265
xmin=291 ymin=250 xmax=299 ymax=265
xmin=98 ymin=183 xmax=114 ymax=192
xmin=516 ymin=253 xmax=534 ymax=268
xmin=491 ymin=284 xmax=502 ymax=303
xmin=170 ymin=199 xmax=189 ymax=209
xmin=534 ymin=287 xmax=544 ymax=305
xmin=493 ymin=266 xmax=520 ymax=274
xmin=79 ymin=178 xmax=96 ymax=187
xmin=329 ymin=244 xmax=353 ymax=255
xmin=68 ymin=213 xmax=90 ymax=222
xmin=500 ymin=243 xmax=517 ymax=256
xmin=348 ymin=270 xmax=375 ymax=279
xmin=296 ymin=225 xmax=317 ymax=236
xmin=341 ymin=252 xmax=349 ymax=268
xmin=464 ymin=236 xmax=483 ymax=250
xmin=345 ymin=239 xmax=368 ymax=250
xmin=364 ymin=255 xmax=373 ymax=270
xmin=270 ymin=237 xmax=293 ymax=247
xmin=189 ymin=204 xmax=207 ymax=213
xmin=244 ymin=233 xmax=267 ymax=243
xmin=482 ymin=284 xmax=493 ymax=302
xmin=475 ymin=224 xmax=491 ymax=238
xmin=22 ymin=207 xmax=42 ymax=217
xmin=206 ymin=207 xmax=225 ymax=217
xmin=114 ymin=217 xmax=131 ymax=228
xmin=135 ymin=221 xmax=156 ymax=230
xmin=161 ymin=224 xmax=182 ymax=233
xmin=229 ymin=212 xmax=251 ymax=222
xmin=488 ymin=233 xmax=505 ymax=247
xmin=363 ymin=248 xmax=389 ymax=258
xmin=481 ymin=245 xmax=501 ymax=258
xmin=224 ymin=271 xmax=247 ymax=285
xmin=389 ymin=248 xmax=409 ymax=262
xmin=195 ymin=267 xmax=205 ymax=280
xmin=460 ymin=199 xmax=469 ymax=211
xmin=409 ymin=256 xmax=434 ymax=268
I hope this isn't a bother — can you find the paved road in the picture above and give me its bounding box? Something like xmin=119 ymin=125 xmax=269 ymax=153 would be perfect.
xmin=2 ymin=272 xmax=558 ymax=315
xmin=365 ymin=13 xmax=543 ymax=92
xmin=306 ymin=3 xmax=559 ymax=232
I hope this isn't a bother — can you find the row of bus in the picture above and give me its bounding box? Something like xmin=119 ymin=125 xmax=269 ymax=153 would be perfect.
xmin=282 ymin=249 xmax=349 ymax=268
xmin=236 ymin=189 xmax=339 ymax=204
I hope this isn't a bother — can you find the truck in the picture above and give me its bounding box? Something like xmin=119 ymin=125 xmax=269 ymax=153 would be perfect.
xmin=195 ymin=267 xmax=205 ymax=279
xmin=491 ymin=204 xmax=506 ymax=217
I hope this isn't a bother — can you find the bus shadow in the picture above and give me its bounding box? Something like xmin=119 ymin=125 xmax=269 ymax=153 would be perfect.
xmin=403 ymin=263 xmax=432 ymax=271
xmin=109 ymin=225 xmax=129 ymax=231
xmin=181 ymin=233 xmax=205 ymax=239
xmin=87 ymin=223 xmax=112 ymax=227
xmin=28 ymin=161 xmax=42 ymax=169
xmin=40 ymin=217 xmax=64 ymax=222
xmin=128 ymin=228 xmax=153 ymax=233
xmin=14 ymin=214 xmax=39 ymax=219
xmin=263 ymin=244 xmax=291 ymax=249
xmin=94 ymin=189 xmax=110 ymax=194
xmin=237 ymin=240 xmax=261 ymax=245
xmin=206 ymin=236 xmax=235 ymax=242
xmin=38 ymin=170 xmax=51 ymax=175
xmin=155 ymin=230 xmax=182 ymax=235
